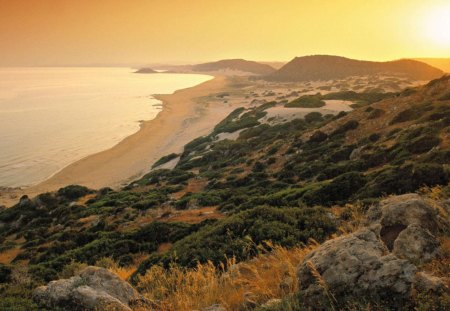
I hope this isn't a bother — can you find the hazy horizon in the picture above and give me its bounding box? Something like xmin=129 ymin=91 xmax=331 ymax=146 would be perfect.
xmin=1 ymin=0 xmax=449 ymax=67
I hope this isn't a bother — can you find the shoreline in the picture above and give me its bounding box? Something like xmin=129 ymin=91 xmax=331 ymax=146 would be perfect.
xmin=0 ymin=75 xmax=231 ymax=207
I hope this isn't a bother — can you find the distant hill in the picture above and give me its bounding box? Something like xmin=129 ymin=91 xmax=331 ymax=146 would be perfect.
xmin=192 ymin=59 xmax=276 ymax=75
xmin=265 ymin=55 xmax=443 ymax=81
xmin=414 ymin=58 xmax=450 ymax=73
xmin=134 ymin=68 xmax=157 ymax=74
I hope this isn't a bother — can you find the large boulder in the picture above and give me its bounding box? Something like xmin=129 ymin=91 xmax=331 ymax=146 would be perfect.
xmin=297 ymin=194 xmax=447 ymax=309
xmin=33 ymin=266 xmax=149 ymax=311
xmin=297 ymin=229 xmax=417 ymax=309
xmin=368 ymin=193 xmax=441 ymax=263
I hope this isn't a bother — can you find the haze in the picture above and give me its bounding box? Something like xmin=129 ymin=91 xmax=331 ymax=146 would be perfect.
xmin=0 ymin=0 xmax=449 ymax=67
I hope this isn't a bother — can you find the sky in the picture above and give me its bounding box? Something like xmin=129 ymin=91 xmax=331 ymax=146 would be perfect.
xmin=0 ymin=0 xmax=449 ymax=66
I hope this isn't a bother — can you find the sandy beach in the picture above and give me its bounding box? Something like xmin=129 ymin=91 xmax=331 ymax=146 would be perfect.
xmin=0 ymin=76 xmax=233 ymax=207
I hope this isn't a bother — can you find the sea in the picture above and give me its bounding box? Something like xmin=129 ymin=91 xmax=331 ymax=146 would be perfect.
xmin=0 ymin=67 xmax=212 ymax=187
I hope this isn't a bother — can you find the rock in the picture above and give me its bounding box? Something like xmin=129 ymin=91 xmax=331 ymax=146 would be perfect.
xmin=392 ymin=225 xmax=440 ymax=263
xmin=33 ymin=266 xmax=149 ymax=311
xmin=260 ymin=298 xmax=282 ymax=309
xmin=414 ymin=272 xmax=448 ymax=294
xmin=71 ymin=286 xmax=131 ymax=311
xmin=369 ymin=193 xmax=441 ymax=263
xmin=296 ymin=193 xmax=448 ymax=309
xmin=201 ymin=304 xmax=227 ymax=311
xmin=349 ymin=146 xmax=365 ymax=160
xmin=297 ymin=228 xmax=417 ymax=309
xmin=372 ymin=194 xmax=439 ymax=232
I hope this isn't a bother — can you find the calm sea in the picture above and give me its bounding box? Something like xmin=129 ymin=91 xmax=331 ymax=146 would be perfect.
xmin=0 ymin=67 xmax=212 ymax=187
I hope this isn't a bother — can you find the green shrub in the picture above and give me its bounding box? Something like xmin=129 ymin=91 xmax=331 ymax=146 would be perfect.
xmin=57 ymin=185 xmax=92 ymax=200
xmin=367 ymin=108 xmax=384 ymax=119
xmin=304 ymin=112 xmax=323 ymax=123
xmin=359 ymin=163 xmax=448 ymax=198
xmin=302 ymin=172 xmax=366 ymax=206
xmin=136 ymin=206 xmax=336 ymax=271
xmin=406 ymin=135 xmax=440 ymax=154
xmin=0 ymin=263 xmax=12 ymax=283
xmin=309 ymin=131 xmax=328 ymax=143
xmin=331 ymin=120 xmax=359 ymax=136
xmin=152 ymin=153 xmax=179 ymax=168
xmin=285 ymin=95 xmax=325 ymax=108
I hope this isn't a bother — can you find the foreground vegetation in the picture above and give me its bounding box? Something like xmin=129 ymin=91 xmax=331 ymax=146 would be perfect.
xmin=0 ymin=75 xmax=449 ymax=310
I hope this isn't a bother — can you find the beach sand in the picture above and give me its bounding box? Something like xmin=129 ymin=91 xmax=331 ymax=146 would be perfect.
xmin=0 ymin=76 xmax=234 ymax=207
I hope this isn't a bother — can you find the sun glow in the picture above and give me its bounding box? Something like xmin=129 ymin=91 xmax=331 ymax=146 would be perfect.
xmin=422 ymin=5 xmax=450 ymax=48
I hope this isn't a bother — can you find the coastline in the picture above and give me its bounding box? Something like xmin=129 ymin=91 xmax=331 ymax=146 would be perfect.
xmin=0 ymin=75 xmax=232 ymax=207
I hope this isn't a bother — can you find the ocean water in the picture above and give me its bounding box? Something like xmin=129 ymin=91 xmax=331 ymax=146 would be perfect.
xmin=0 ymin=67 xmax=212 ymax=187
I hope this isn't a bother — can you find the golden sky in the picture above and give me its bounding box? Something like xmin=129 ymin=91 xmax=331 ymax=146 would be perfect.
xmin=0 ymin=0 xmax=449 ymax=66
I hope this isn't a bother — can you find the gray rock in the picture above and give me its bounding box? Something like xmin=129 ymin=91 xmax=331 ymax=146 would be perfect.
xmin=296 ymin=193 xmax=447 ymax=309
xmin=414 ymin=272 xmax=448 ymax=294
xmin=393 ymin=225 xmax=440 ymax=263
xmin=33 ymin=266 xmax=149 ymax=311
xmin=201 ymin=304 xmax=227 ymax=311
xmin=369 ymin=193 xmax=441 ymax=263
xmin=260 ymin=298 xmax=282 ymax=309
xmin=349 ymin=146 xmax=365 ymax=160
xmin=297 ymin=228 xmax=417 ymax=309
xmin=71 ymin=286 xmax=131 ymax=311
xmin=369 ymin=193 xmax=439 ymax=232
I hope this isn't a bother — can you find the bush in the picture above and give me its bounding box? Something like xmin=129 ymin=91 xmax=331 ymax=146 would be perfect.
xmin=57 ymin=185 xmax=92 ymax=200
xmin=309 ymin=131 xmax=328 ymax=143
xmin=0 ymin=263 xmax=12 ymax=283
xmin=152 ymin=153 xmax=179 ymax=168
xmin=367 ymin=108 xmax=384 ymax=119
xmin=302 ymin=172 xmax=366 ymax=206
xmin=359 ymin=163 xmax=448 ymax=198
xmin=331 ymin=120 xmax=359 ymax=136
xmin=138 ymin=206 xmax=336 ymax=269
xmin=304 ymin=112 xmax=323 ymax=123
xmin=406 ymin=135 xmax=440 ymax=154
xmin=285 ymin=95 xmax=325 ymax=108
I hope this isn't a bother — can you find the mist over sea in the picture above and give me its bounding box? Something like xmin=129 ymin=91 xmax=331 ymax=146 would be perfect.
xmin=0 ymin=67 xmax=211 ymax=187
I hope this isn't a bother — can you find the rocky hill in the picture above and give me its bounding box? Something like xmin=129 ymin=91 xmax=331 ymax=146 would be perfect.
xmin=265 ymin=55 xmax=444 ymax=81
xmin=192 ymin=59 xmax=276 ymax=75
xmin=0 ymin=75 xmax=449 ymax=310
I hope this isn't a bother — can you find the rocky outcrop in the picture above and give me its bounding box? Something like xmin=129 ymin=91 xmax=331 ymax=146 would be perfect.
xmin=297 ymin=194 xmax=448 ymax=309
xmin=368 ymin=193 xmax=442 ymax=263
xmin=33 ymin=266 xmax=150 ymax=311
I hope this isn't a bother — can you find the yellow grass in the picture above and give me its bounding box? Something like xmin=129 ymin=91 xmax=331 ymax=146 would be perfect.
xmin=0 ymin=247 xmax=22 ymax=264
xmin=110 ymin=266 xmax=137 ymax=282
xmin=136 ymin=243 xmax=316 ymax=311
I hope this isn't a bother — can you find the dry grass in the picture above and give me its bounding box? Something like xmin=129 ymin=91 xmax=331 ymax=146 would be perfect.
xmin=136 ymin=243 xmax=316 ymax=311
xmin=171 ymin=178 xmax=209 ymax=200
xmin=0 ymin=247 xmax=22 ymax=264
xmin=422 ymin=235 xmax=450 ymax=278
xmin=110 ymin=266 xmax=137 ymax=282
xmin=160 ymin=206 xmax=224 ymax=224
xmin=331 ymin=203 xmax=367 ymax=236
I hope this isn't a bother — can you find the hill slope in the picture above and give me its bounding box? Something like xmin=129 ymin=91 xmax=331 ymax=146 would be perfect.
xmin=266 ymin=55 xmax=444 ymax=81
xmin=192 ymin=59 xmax=276 ymax=75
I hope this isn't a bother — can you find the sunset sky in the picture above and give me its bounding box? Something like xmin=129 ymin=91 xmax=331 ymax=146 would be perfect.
xmin=0 ymin=0 xmax=449 ymax=66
